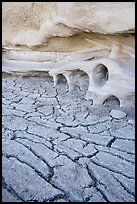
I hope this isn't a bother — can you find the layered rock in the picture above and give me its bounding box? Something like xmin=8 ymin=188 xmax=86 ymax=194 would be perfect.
xmin=2 ymin=2 xmax=135 ymax=106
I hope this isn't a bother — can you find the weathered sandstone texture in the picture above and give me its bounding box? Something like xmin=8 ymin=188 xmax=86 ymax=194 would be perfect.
xmin=2 ymin=2 xmax=135 ymax=106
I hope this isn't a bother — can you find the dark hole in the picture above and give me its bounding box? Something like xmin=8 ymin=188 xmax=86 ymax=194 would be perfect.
xmin=92 ymin=64 xmax=109 ymax=87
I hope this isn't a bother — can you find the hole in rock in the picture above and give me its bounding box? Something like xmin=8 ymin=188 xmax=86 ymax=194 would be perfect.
xmin=74 ymin=70 xmax=89 ymax=91
xmin=93 ymin=64 xmax=109 ymax=87
xmin=103 ymin=95 xmax=120 ymax=108
xmin=57 ymin=74 xmax=67 ymax=84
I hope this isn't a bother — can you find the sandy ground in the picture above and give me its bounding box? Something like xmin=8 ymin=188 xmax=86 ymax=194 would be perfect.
xmin=2 ymin=73 xmax=135 ymax=202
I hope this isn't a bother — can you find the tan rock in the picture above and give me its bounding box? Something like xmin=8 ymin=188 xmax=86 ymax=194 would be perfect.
xmin=2 ymin=2 xmax=135 ymax=49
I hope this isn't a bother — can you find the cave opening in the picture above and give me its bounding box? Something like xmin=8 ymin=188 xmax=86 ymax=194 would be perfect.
xmin=92 ymin=64 xmax=109 ymax=87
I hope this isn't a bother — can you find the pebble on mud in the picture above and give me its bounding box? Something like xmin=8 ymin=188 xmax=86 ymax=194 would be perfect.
xmin=109 ymin=109 xmax=127 ymax=119
xmin=127 ymin=119 xmax=135 ymax=125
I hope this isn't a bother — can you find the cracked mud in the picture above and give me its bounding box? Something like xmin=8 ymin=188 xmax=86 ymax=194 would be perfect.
xmin=2 ymin=73 xmax=135 ymax=202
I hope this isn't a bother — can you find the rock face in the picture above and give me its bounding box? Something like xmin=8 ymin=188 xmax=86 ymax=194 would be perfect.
xmin=2 ymin=2 xmax=135 ymax=48
xmin=2 ymin=2 xmax=135 ymax=106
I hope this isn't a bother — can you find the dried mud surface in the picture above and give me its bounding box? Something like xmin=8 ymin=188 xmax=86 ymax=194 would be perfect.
xmin=2 ymin=74 xmax=135 ymax=202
